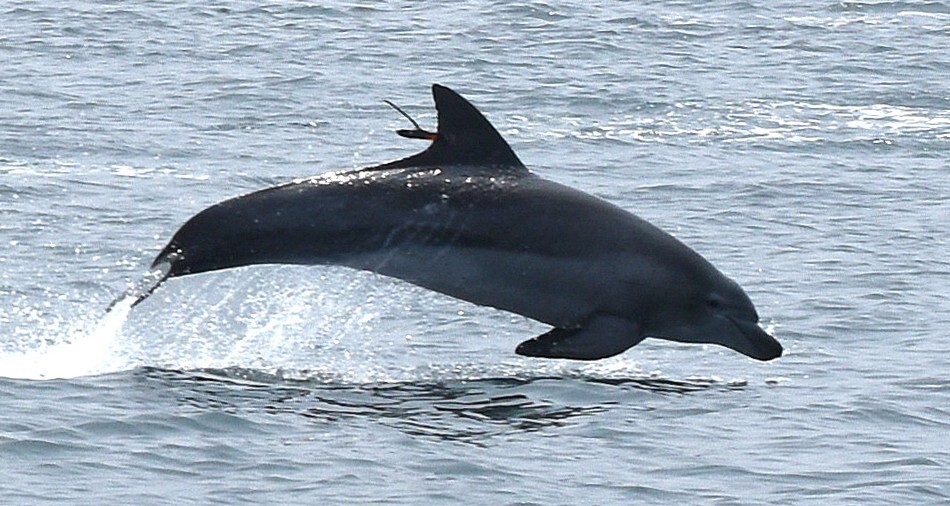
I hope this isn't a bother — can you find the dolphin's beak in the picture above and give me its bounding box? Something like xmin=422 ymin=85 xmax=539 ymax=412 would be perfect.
xmin=727 ymin=316 xmax=783 ymax=361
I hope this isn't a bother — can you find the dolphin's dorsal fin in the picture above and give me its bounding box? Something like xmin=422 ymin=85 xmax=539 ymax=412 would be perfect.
xmin=375 ymin=84 xmax=527 ymax=172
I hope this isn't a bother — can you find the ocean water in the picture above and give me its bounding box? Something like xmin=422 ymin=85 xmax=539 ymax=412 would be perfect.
xmin=1 ymin=1 xmax=949 ymax=504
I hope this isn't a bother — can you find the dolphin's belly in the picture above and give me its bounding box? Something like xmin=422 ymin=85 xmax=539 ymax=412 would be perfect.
xmin=344 ymin=245 xmax=623 ymax=327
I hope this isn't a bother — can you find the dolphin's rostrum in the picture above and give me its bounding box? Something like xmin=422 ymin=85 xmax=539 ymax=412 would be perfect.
xmin=140 ymin=85 xmax=782 ymax=361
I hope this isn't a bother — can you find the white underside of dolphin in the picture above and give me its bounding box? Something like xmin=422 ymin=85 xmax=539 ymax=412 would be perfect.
xmin=134 ymin=84 xmax=782 ymax=362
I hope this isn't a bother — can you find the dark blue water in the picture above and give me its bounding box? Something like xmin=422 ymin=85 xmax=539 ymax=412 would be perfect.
xmin=2 ymin=2 xmax=948 ymax=504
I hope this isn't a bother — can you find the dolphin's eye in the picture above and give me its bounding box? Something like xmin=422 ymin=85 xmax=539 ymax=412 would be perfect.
xmin=706 ymin=297 xmax=722 ymax=310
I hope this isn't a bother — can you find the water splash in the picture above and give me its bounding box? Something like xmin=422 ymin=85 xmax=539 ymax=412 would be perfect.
xmin=0 ymin=265 xmax=170 ymax=380
xmin=0 ymin=294 xmax=135 ymax=380
xmin=0 ymin=267 xmax=410 ymax=381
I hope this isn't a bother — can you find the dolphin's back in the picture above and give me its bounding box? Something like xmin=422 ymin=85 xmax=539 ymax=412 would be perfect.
xmin=166 ymin=165 xmax=707 ymax=327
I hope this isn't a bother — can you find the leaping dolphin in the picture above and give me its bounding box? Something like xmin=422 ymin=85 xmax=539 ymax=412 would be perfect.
xmin=135 ymin=84 xmax=782 ymax=361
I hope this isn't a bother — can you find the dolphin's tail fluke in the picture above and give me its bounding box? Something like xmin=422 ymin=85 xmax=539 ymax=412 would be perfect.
xmin=107 ymin=260 xmax=173 ymax=311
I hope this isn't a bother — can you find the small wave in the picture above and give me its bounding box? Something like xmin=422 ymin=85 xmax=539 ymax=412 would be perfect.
xmin=134 ymin=364 xmax=751 ymax=443
xmin=545 ymin=99 xmax=950 ymax=147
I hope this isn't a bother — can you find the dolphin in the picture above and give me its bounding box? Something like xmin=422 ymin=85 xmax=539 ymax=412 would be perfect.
xmin=136 ymin=84 xmax=782 ymax=361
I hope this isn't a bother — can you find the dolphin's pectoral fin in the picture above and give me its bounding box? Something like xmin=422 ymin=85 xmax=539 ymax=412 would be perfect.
xmin=515 ymin=314 xmax=644 ymax=361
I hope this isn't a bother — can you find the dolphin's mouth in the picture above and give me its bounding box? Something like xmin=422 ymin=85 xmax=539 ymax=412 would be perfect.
xmin=726 ymin=315 xmax=783 ymax=361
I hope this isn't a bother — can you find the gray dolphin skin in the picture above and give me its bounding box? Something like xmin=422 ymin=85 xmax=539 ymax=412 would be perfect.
xmin=139 ymin=84 xmax=782 ymax=361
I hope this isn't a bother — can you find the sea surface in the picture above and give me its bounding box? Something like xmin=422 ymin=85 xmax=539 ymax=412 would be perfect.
xmin=1 ymin=1 xmax=949 ymax=504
